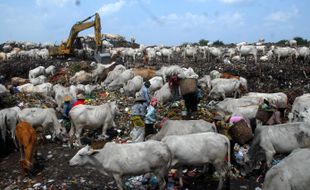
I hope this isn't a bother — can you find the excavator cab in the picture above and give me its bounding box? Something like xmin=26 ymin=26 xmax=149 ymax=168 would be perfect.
xmin=49 ymin=13 xmax=111 ymax=63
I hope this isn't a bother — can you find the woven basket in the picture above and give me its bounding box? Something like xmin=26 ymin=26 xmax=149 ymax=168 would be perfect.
xmin=229 ymin=120 xmax=253 ymax=145
xmin=179 ymin=78 xmax=197 ymax=96
xmin=256 ymin=108 xmax=273 ymax=124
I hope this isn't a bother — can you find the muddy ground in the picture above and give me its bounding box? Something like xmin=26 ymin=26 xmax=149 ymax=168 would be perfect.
xmin=0 ymin=56 xmax=309 ymax=190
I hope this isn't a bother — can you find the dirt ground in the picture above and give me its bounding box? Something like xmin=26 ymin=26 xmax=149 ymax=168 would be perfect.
xmin=0 ymin=55 xmax=309 ymax=190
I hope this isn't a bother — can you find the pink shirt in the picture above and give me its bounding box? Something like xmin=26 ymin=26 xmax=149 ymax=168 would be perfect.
xmin=229 ymin=116 xmax=243 ymax=123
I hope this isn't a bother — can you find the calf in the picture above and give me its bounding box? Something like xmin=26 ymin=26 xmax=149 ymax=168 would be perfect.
xmin=69 ymin=141 xmax=171 ymax=190
xmin=162 ymin=132 xmax=230 ymax=190
xmin=248 ymin=122 xmax=310 ymax=167
xmin=16 ymin=121 xmax=37 ymax=174
xmin=263 ymin=148 xmax=310 ymax=190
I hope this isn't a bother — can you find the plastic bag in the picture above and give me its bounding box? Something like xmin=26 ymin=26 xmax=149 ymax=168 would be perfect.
xmin=130 ymin=126 xmax=145 ymax=142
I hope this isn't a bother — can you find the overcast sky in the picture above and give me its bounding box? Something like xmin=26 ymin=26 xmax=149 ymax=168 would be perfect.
xmin=0 ymin=0 xmax=309 ymax=46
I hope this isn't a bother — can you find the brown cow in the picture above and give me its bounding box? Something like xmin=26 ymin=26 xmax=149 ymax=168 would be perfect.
xmin=15 ymin=121 xmax=37 ymax=174
xmin=220 ymin=72 xmax=240 ymax=80
xmin=132 ymin=68 xmax=156 ymax=80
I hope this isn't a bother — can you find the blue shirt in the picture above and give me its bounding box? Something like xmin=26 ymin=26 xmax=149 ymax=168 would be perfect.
xmin=145 ymin=105 xmax=156 ymax=124
xmin=139 ymin=85 xmax=151 ymax=103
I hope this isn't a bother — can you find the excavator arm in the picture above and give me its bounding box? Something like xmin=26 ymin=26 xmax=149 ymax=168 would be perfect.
xmin=49 ymin=13 xmax=102 ymax=56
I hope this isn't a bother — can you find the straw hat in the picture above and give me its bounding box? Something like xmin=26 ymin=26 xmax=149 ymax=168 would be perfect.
xmin=64 ymin=95 xmax=72 ymax=102
xmin=224 ymin=115 xmax=231 ymax=122
xmin=77 ymin=93 xmax=85 ymax=99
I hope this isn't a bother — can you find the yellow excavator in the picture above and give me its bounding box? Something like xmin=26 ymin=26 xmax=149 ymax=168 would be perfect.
xmin=49 ymin=13 xmax=110 ymax=63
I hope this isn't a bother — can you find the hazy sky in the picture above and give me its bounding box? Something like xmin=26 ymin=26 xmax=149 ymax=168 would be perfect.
xmin=0 ymin=0 xmax=309 ymax=46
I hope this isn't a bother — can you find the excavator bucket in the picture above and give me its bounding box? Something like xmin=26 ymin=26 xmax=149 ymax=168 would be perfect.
xmin=94 ymin=51 xmax=111 ymax=64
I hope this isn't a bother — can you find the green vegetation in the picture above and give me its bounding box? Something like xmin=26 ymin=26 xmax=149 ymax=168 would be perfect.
xmin=198 ymin=39 xmax=209 ymax=46
xmin=213 ymin=40 xmax=224 ymax=46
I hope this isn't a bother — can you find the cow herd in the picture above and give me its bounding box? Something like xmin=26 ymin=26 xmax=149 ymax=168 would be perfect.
xmin=0 ymin=39 xmax=310 ymax=189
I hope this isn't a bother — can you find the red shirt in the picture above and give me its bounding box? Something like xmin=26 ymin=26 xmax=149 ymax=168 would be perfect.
xmin=71 ymin=99 xmax=85 ymax=108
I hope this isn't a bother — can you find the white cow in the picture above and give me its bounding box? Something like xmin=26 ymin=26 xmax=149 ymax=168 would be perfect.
xmin=213 ymin=96 xmax=262 ymax=121
xmin=29 ymin=66 xmax=45 ymax=79
xmin=256 ymin=45 xmax=266 ymax=54
xmin=248 ymin=122 xmax=310 ymax=167
xmin=209 ymin=78 xmax=242 ymax=100
xmin=69 ymin=101 xmax=120 ymax=145
xmin=123 ymin=75 xmax=143 ymax=97
xmin=208 ymin=47 xmax=224 ymax=61
xmin=18 ymin=108 xmax=67 ymax=140
xmin=263 ymin=148 xmax=310 ymax=190
xmin=162 ymin=132 xmax=230 ymax=190
xmin=296 ymin=46 xmax=310 ymax=63
xmin=30 ymin=75 xmax=47 ymax=85
xmin=104 ymin=65 xmax=126 ymax=85
xmin=150 ymin=119 xmax=217 ymax=141
xmin=183 ymin=46 xmax=198 ymax=60
xmin=290 ymin=93 xmax=310 ymax=122
xmin=0 ymin=106 xmax=21 ymax=147
xmin=273 ymin=47 xmax=297 ymax=63
xmin=154 ymin=83 xmax=172 ymax=104
xmin=148 ymin=76 xmax=164 ymax=94
xmin=17 ymin=83 xmax=35 ymax=93
xmin=53 ymin=84 xmax=72 ymax=110
xmin=69 ymin=142 xmax=171 ymax=190
xmin=245 ymin=92 xmax=287 ymax=109
xmin=107 ymin=69 xmax=134 ymax=91
xmin=239 ymin=45 xmax=258 ymax=64
xmin=159 ymin=48 xmax=173 ymax=63
xmin=34 ymin=82 xmax=53 ymax=96
xmin=45 ymin=65 xmax=56 ymax=76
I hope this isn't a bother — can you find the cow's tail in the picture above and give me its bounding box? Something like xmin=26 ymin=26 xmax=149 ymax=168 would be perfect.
xmin=225 ymin=136 xmax=231 ymax=169
xmin=0 ymin=113 xmax=7 ymax=145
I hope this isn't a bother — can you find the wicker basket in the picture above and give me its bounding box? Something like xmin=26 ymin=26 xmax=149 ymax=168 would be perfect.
xmin=256 ymin=108 xmax=273 ymax=124
xmin=229 ymin=120 xmax=253 ymax=145
xmin=179 ymin=78 xmax=197 ymax=96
